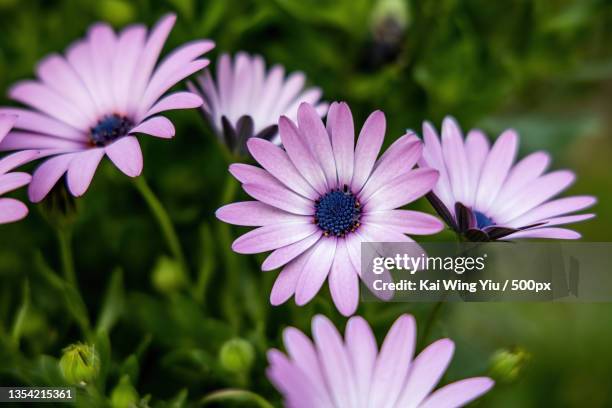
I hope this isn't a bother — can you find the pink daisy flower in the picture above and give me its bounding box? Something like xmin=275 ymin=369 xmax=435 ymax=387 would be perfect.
xmin=188 ymin=52 xmax=327 ymax=154
xmin=419 ymin=117 xmax=596 ymax=241
xmin=216 ymin=102 xmax=443 ymax=316
xmin=267 ymin=314 xmax=494 ymax=408
xmin=0 ymin=115 xmax=38 ymax=224
xmin=0 ymin=14 xmax=214 ymax=202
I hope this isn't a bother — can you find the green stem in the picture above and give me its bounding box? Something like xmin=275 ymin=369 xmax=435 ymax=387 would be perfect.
xmin=133 ymin=176 xmax=189 ymax=277
xmin=57 ymin=227 xmax=77 ymax=287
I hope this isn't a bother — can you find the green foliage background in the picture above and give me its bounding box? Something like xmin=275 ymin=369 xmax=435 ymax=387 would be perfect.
xmin=1 ymin=0 xmax=612 ymax=406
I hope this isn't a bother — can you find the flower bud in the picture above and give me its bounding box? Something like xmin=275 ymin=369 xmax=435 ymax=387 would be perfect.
xmin=151 ymin=256 xmax=185 ymax=294
xmin=489 ymin=347 xmax=530 ymax=383
xmin=38 ymin=184 xmax=78 ymax=229
xmin=59 ymin=343 xmax=100 ymax=385
xmin=219 ymin=338 xmax=255 ymax=374
xmin=110 ymin=375 xmax=139 ymax=408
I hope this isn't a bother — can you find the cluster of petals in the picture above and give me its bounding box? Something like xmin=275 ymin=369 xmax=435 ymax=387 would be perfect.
xmin=0 ymin=13 xmax=213 ymax=201
xmin=217 ymin=101 xmax=443 ymax=316
xmin=419 ymin=117 xmax=595 ymax=241
xmin=267 ymin=314 xmax=494 ymax=408
xmin=188 ymin=52 xmax=327 ymax=154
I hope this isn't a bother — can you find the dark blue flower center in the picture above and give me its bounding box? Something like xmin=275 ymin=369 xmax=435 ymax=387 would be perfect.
xmin=474 ymin=210 xmax=495 ymax=229
xmin=90 ymin=114 xmax=133 ymax=146
xmin=314 ymin=187 xmax=361 ymax=237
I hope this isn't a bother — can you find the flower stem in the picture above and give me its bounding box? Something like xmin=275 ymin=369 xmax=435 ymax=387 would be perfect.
xmin=57 ymin=227 xmax=77 ymax=287
xmin=133 ymin=176 xmax=188 ymax=276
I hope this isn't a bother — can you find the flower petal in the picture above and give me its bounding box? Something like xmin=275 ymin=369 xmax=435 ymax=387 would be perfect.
xmin=506 ymin=196 xmax=596 ymax=228
xmin=363 ymin=210 xmax=444 ymax=235
xmin=351 ymin=110 xmax=385 ymax=192
xmin=364 ymin=168 xmax=439 ymax=211
xmin=216 ymin=201 xmax=308 ymax=226
xmin=270 ymin=246 xmax=314 ymax=305
xmin=232 ymin=222 xmax=318 ymax=254
xmin=28 ymin=153 xmax=76 ymax=202
xmin=504 ymin=227 xmax=581 ymax=240
xmin=262 ymin=231 xmax=322 ymax=271
xmin=145 ymin=91 xmax=203 ymax=118
xmin=345 ymin=316 xmax=377 ymax=404
xmin=0 ymin=115 xmax=17 ymax=142
xmin=419 ymin=377 xmax=494 ymax=408
xmin=329 ymin=239 xmax=359 ymax=316
xmin=329 ymin=102 xmax=354 ymax=188
xmin=0 ymin=198 xmax=28 ymax=224
xmin=66 ymin=148 xmax=105 ymax=196
xmin=369 ymin=314 xmax=416 ymax=408
xmin=395 ymin=338 xmax=455 ymax=408
xmin=295 ymin=237 xmax=337 ymax=305
xmin=130 ymin=116 xmax=175 ymax=138
xmin=105 ymin=136 xmax=143 ymax=177
xmin=441 ymin=117 xmax=472 ymax=206
xmin=0 ymin=150 xmax=40 ymax=175
xmin=0 ymin=172 xmax=31 ymax=195
xmin=297 ymin=102 xmax=337 ymax=187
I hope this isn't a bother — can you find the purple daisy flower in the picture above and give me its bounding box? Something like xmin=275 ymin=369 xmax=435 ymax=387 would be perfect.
xmin=188 ymin=52 xmax=327 ymax=155
xmin=267 ymin=314 xmax=494 ymax=407
xmin=216 ymin=101 xmax=443 ymax=316
xmin=419 ymin=117 xmax=596 ymax=241
xmin=0 ymin=115 xmax=38 ymax=224
xmin=0 ymin=14 xmax=214 ymax=202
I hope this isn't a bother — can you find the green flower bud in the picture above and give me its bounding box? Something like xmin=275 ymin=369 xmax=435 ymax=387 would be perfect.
xmin=219 ymin=338 xmax=255 ymax=374
xmin=59 ymin=343 xmax=100 ymax=385
xmin=97 ymin=0 xmax=135 ymax=26
xmin=151 ymin=256 xmax=185 ymax=294
xmin=489 ymin=347 xmax=531 ymax=383
xmin=110 ymin=375 xmax=139 ymax=408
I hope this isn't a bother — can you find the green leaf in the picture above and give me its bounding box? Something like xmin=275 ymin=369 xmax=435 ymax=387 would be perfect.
xmin=96 ymin=268 xmax=125 ymax=335
xmin=200 ymin=389 xmax=274 ymax=408
xmin=10 ymin=279 xmax=30 ymax=345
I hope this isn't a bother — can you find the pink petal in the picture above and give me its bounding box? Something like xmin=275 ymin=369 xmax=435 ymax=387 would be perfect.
xmin=395 ymin=338 xmax=455 ymax=408
xmin=28 ymin=153 xmax=76 ymax=202
xmin=464 ymin=129 xmax=490 ymax=203
xmin=295 ymin=238 xmax=337 ymax=305
xmin=359 ymin=134 xmax=422 ymax=202
xmin=126 ymin=13 xmax=177 ymax=112
xmin=247 ymin=138 xmax=318 ymax=200
xmin=112 ymin=24 xmax=147 ymax=113
xmin=66 ymin=148 xmax=105 ymax=196
xmin=329 ymin=239 xmax=359 ymax=316
xmin=329 ymin=102 xmax=355 ymax=188
xmin=441 ymin=117 xmax=472 ymax=206
xmin=345 ymin=316 xmax=377 ymax=403
xmin=232 ymin=223 xmax=318 ymax=254
xmin=0 ymin=172 xmax=31 ymax=195
xmin=87 ymin=23 xmax=117 ymax=114
xmin=543 ymin=213 xmax=594 ymax=227
xmin=282 ymin=327 xmax=335 ymax=405
xmin=105 ymin=136 xmax=143 ymax=177
xmin=279 ymin=116 xmax=328 ymax=195
xmin=0 ymin=198 xmax=29 ymax=224
xmin=242 ymin=182 xmax=314 ymax=215
xmin=369 ymin=314 xmax=416 ymax=408
xmin=506 ymin=195 xmax=596 ymax=228
xmin=0 ymin=150 xmax=40 ymax=175
xmin=474 ymin=129 xmax=518 ymax=212
xmin=216 ymin=201 xmax=308 ymax=226
xmin=229 ymin=163 xmax=275 ymax=185
xmin=364 ymin=168 xmax=439 ymax=211
xmin=350 ymin=110 xmax=385 ymax=192
xmin=311 ymin=315 xmax=359 ymax=407
xmin=9 ymin=81 xmax=90 ymax=130
xmin=493 ymin=170 xmax=575 ymax=223
xmin=363 ymin=210 xmax=444 ymax=235
xmin=270 ymin=247 xmax=313 ymax=305
xmin=0 ymin=131 xmax=87 ymax=151
xmin=130 ymin=116 xmax=175 ymax=138
xmin=504 ymin=227 xmax=581 ymax=240
xmin=145 ymin=91 xmax=203 ymax=118
xmin=266 ymin=349 xmax=321 ymax=407
xmin=0 ymin=114 xmax=17 ymax=142
xmin=0 ymin=108 xmax=85 ymax=141
xmin=419 ymin=121 xmax=454 ymax=210
xmin=419 ymin=377 xmax=494 ymax=408
xmin=262 ymin=231 xmax=322 ymax=271
xmin=297 ymin=102 xmax=337 ymax=187
xmin=492 ymin=151 xmax=551 ymax=209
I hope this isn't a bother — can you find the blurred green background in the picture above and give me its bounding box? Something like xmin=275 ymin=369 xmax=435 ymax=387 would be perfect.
xmin=1 ymin=0 xmax=611 ymax=406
